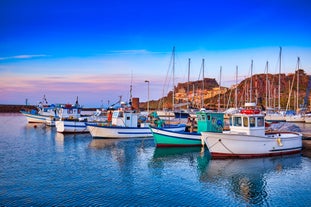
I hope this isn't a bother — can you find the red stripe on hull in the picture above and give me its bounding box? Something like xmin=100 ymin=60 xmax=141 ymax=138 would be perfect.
xmin=211 ymin=149 xmax=302 ymax=159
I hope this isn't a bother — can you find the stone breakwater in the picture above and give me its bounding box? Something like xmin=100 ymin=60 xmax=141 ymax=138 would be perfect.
xmin=0 ymin=105 xmax=36 ymax=113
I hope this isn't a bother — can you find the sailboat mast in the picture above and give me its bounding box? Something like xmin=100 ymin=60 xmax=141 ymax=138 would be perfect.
xmin=172 ymin=46 xmax=175 ymax=111
xmin=265 ymin=61 xmax=269 ymax=109
xmin=202 ymin=58 xmax=205 ymax=108
xmin=218 ymin=66 xmax=222 ymax=111
xmin=297 ymin=57 xmax=300 ymax=111
xmin=187 ymin=58 xmax=190 ymax=109
xmin=278 ymin=47 xmax=282 ymax=111
xmin=250 ymin=60 xmax=253 ymax=103
xmin=235 ymin=66 xmax=238 ymax=108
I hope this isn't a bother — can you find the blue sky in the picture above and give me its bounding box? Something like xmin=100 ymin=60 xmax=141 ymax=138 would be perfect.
xmin=1 ymin=0 xmax=311 ymax=107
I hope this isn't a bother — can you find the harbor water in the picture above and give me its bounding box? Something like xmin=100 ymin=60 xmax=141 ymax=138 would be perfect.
xmin=1 ymin=113 xmax=311 ymax=206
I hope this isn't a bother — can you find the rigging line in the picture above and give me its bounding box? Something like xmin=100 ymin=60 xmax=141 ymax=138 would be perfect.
xmin=219 ymin=140 xmax=236 ymax=154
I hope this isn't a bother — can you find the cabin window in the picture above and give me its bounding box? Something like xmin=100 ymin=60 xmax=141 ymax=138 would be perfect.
xmin=243 ymin=117 xmax=248 ymax=127
xmin=126 ymin=116 xmax=130 ymax=120
xmin=207 ymin=115 xmax=210 ymax=121
xmin=250 ymin=117 xmax=256 ymax=127
xmin=197 ymin=115 xmax=202 ymax=121
xmin=257 ymin=117 xmax=264 ymax=127
xmin=112 ymin=112 xmax=119 ymax=118
xmin=200 ymin=115 xmax=206 ymax=121
xmin=233 ymin=116 xmax=242 ymax=126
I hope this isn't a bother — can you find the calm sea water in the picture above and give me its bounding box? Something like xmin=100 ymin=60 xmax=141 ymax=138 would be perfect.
xmin=1 ymin=113 xmax=311 ymax=206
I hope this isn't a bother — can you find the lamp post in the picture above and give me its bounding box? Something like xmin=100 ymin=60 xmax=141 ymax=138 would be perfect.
xmin=145 ymin=80 xmax=150 ymax=113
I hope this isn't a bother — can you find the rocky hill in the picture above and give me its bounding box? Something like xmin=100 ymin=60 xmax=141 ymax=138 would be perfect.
xmin=141 ymin=69 xmax=311 ymax=111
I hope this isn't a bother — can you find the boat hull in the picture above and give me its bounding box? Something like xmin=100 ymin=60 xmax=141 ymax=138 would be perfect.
xmin=202 ymin=131 xmax=302 ymax=158
xmin=285 ymin=116 xmax=305 ymax=123
xmin=305 ymin=116 xmax=311 ymax=123
xmin=87 ymin=123 xmax=152 ymax=138
xmin=21 ymin=111 xmax=55 ymax=125
xmin=56 ymin=120 xmax=89 ymax=133
xmin=265 ymin=114 xmax=286 ymax=122
xmin=150 ymin=126 xmax=202 ymax=147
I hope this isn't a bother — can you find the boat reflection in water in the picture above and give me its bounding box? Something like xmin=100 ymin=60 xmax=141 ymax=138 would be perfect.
xmin=199 ymin=155 xmax=303 ymax=205
xmin=149 ymin=146 xmax=304 ymax=206
xmin=89 ymin=138 xmax=122 ymax=149
xmin=149 ymin=146 xmax=211 ymax=176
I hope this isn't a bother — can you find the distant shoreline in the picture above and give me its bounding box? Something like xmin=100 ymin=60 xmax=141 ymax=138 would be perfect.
xmin=0 ymin=104 xmax=97 ymax=113
xmin=0 ymin=104 xmax=36 ymax=113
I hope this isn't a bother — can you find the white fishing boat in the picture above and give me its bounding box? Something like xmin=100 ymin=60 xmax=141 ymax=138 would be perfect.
xmin=55 ymin=101 xmax=89 ymax=133
xmin=86 ymin=108 xmax=152 ymax=138
xmin=201 ymin=103 xmax=302 ymax=158
xmin=20 ymin=95 xmax=58 ymax=125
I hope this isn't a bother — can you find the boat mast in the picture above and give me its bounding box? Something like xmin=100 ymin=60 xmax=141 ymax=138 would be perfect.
xmin=218 ymin=66 xmax=222 ymax=111
xmin=265 ymin=61 xmax=269 ymax=109
xmin=235 ymin=66 xmax=238 ymax=109
xmin=187 ymin=58 xmax=190 ymax=109
xmin=202 ymin=58 xmax=205 ymax=108
xmin=297 ymin=57 xmax=300 ymax=112
xmin=172 ymin=46 xmax=175 ymax=111
xmin=250 ymin=60 xmax=253 ymax=103
xmin=278 ymin=47 xmax=282 ymax=111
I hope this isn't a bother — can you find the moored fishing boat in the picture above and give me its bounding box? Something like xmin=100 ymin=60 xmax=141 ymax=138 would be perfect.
xmin=201 ymin=103 xmax=302 ymax=158
xmin=55 ymin=101 xmax=89 ymax=133
xmin=86 ymin=108 xmax=152 ymax=138
xmin=150 ymin=110 xmax=224 ymax=147
xmin=20 ymin=95 xmax=58 ymax=125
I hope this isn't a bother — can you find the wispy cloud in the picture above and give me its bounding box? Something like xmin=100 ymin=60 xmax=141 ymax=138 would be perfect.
xmin=0 ymin=54 xmax=48 ymax=60
xmin=110 ymin=49 xmax=151 ymax=55
xmin=109 ymin=50 xmax=167 ymax=55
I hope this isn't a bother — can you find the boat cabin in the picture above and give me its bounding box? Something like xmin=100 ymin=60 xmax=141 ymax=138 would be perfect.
xmin=57 ymin=104 xmax=82 ymax=120
xmin=229 ymin=108 xmax=265 ymax=136
xmin=196 ymin=111 xmax=224 ymax=133
xmin=112 ymin=110 xmax=139 ymax=127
